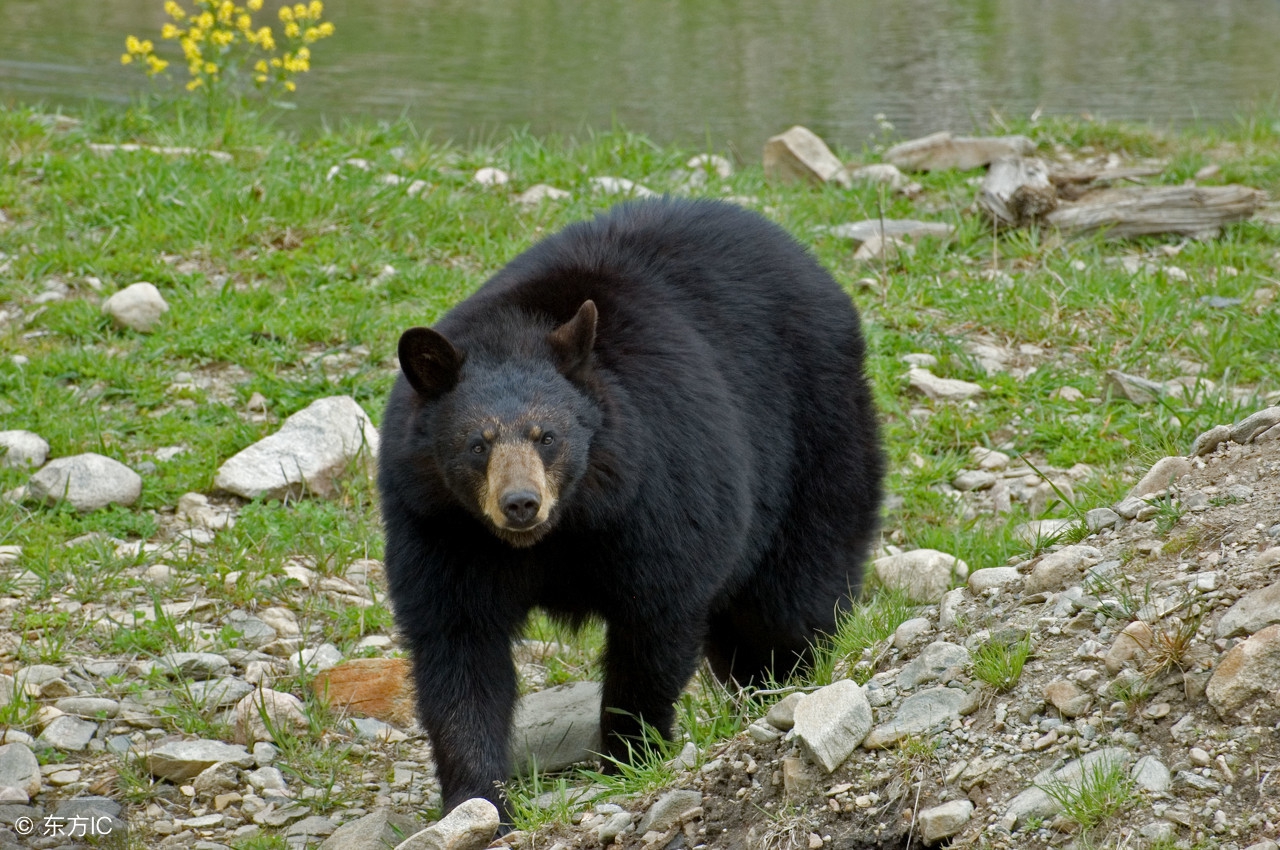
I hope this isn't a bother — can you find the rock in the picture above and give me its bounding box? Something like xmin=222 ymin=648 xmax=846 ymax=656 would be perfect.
xmin=395 ymin=797 xmax=499 ymax=850
xmin=597 ymin=810 xmax=633 ymax=844
xmin=214 ymin=396 xmax=379 ymax=500
xmin=1043 ymin=680 xmax=1092 ymax=718
xmin=26 ymin=453 xmax=141 ymax=511
xmin=636 ymin=789 xmax=702 ymax=833
xmin=1113 ymin=495 xmax=1157 ymax=520
xmin=792 ymin=679 xmax=872 ymax=772
xmin=510 ymin=681 xmax=602 ymax=774
xmin=1104 ymin=621 xmax=1154 ymax=674
xmin=1128 ymin=456 xmax=1192 ymax=498
xmin=1190 ymin=424 xmax=1231 ymax=456
xmin=289 ymin=643 xmax=343 ymax=675
xmin=1029 ymin=478 xmax=1074 ymax=517
xmin=967 ymin=567 xmax=1021 ymax=594
xmin=1131 ymin=756 xmax=1172 ymax=793
xmin=853 ymin=234 xmax=906 ymax=262
xmin=319 ymin=809 xmax=419 ymax=850
xmin=515 ymin=184 xmax=570 ymax=206
xmin=1025 ymin=545 xmax=1101 ymax=595
xmin=893 ymin=617 xmax=933 ymax=648
xmin=0 ymin=744 xmax=40 ymax=797
xmin=1012 ymin=518 xmax=1075 ymax=545
xmin=825 ymin=219 xmax=955 ymax=243
xmin=313 ymin=658 xmax=415 ymax=727
xmin=192 ymin=761 xmax=242 ymax=796
xmin=1229 ymin=406 xmax=1280 ymax=443
xmin=159 ymin=652 xmax=232 ymax=680
xmin=146 ymin=739 xmax=255 ymax=782
xmin=1085 ymin=507 xmax=1120 ymax=533
xmin=686 ymin=153 xmax=733 ymax=179
xmin=872 ymin=548 xmax=969 ymax=603
xmin=472 ymin=167 xmax=509 ymax=186
xmin=863 ymin=687 xmax=967 ymax=749
xmin=1206 ymin=624 xmax=1280 ymax=719
xmin=906 ymin=368 xmax=984 ymax=402
xmin=588 ymin=176 xmax=657 ymax=197
xmin=248 ymin=765 xmax=288 ymax=792
xmin=766 ymin=692 xmax=805 ymax=732
xmin=287 ymin=815 xmax=339 ymax=841
xmin=952 ymin=470 xmax=996 ymax=491
xmin=1005 ymin=748 xmax=1132 ymax=828
xmin=37 ymin=715 xmax=98 ymax=751
xmin=348 ymin=717 xmax=409 ymax=743
xmin=843 ymin=163 xmax=907 ymax=189
xmin=762 ymin=126 xmax=849 ymax=187
xmin=234 ymin=689 xmax=310 ymax=745
xmin=0 ymin=431 xmax=49 ymax=470
xmin=918 ymin=799 xmax=974 ymax=844
xmin=102 ymin=281 xmax=169 ymax=332
xmin=53 ymin=696 xmax=118 ymax=718
xmin=884 ymin=131 xmax=1035 ymax=172
xmin=898 ymin=642 xmax=971 ymax=690
xmin=1216 ymin=579 xmax=1280 ymax=638
xmin=1104 ymin=370 xmax=1169 ymax=405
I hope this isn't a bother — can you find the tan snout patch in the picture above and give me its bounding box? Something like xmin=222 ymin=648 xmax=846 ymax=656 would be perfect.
xmin=481 ymin=442 xmax=557 ymax=530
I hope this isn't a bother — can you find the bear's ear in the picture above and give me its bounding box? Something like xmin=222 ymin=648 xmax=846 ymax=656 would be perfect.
xmin=548 ymin=300 xmax=597 ymax=381
xmin=398 ymin=327 xmax=463 ymax=399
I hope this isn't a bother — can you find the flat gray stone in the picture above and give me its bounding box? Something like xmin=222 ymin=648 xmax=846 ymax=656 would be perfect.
xmin=863 ymin=687 xmax=967 ymax=749
xmin=967 ymin=567 xmax=1021 ymax=594
xmin=762 ymin=126 xmax=848 ymax=187
xmin=1132 ymin=755 xmax=1171 ymax=793
xmin=0 ymin=744 xmax=40 ymax=797
xmin=0 ymin=431 xmax=49 ymax=470
xmin=1190 ymin=424 xmax=1231 ymax=457
xmin=1005 ymin=747 xmax=1132 ymax=828
xmin=214 ymin=396 xmax=379 ymax=500
xmin=286 ymin=815 xmax=338 ymax=839
xmin=636 ymin=789 xmax=702 ymax=833
xmin=146 ymin=740 xmax=254 ymax=782
xmin=159 ymin=652 xmax=232 ymax=680
xmin=510 ymin=681 xmax=601 ymax=774
xmin=1128 ymin=456 xmax=1192 ymax=498
xmin=826 ymin=219 xmax=955 ymax=243
xmin=1216 ymin=580 xmax=1280 ymax=638
xmin=395 ymin=798 xmax=499 ymax=850
xmin=1085 ymin=507 xmax=1121 ymax=532
xmin=873 ymin=548 xmax=969 ymax=603
xmin=319 ymin=809 xmax=419 ymax=850
xmin=952 ymin=470 xmax=997 ymax=491
xmin=1104 ymin=370 xmax=1168 ymax=405
xmin=906 ymin=368 xmax=984 ymax=402
xmin=765 ymin=692 xmax=805 ymax=732
xmin=53 ymin=697 xmax=119 ymax=719
xmin=792 ymin=679 xmax=872 ymax=773
xmin=1025 ymin=545 xmax=1102 ymax=594
xmin=1230 ymin=406 xmax=1280 ymax=443
xmin=187 ymin=677 xmax=255 ymax=708
xmin=26 ymin=453 xmax=141 ymax=511
xmin=38 ymin=715 xmax=99 ymax=751
xmin=897 ymin=642 xmax=971 ymax=690
xmin=918 ymin=799 xmax=974 ymax=844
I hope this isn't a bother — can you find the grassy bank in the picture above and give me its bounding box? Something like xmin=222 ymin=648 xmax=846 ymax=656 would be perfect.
xmin=1 ymin=100 xmax=1279 ymax=844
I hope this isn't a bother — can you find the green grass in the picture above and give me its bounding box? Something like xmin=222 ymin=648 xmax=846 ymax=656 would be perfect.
xmin=971 ymin=631 xmax=1032 ymax=693
xmin=1037 ymin=754 xmax=1138 ymax=835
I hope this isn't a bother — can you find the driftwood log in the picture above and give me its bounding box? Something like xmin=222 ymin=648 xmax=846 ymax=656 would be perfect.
xmin=1045 ymin=184 xmax=1266 ymax=239
xmin=979 ymin=156 xmax=1058 ymax=227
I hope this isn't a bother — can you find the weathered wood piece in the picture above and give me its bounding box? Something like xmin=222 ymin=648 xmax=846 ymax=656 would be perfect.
xmin=885 ymin=131 xmax=1035 ymax=172
xmin=763 ymin=125 xmax=851 ymax=188
xmin=979 ymin=156 xmax=1058 ymax=226
xmin=1045 ymin=185 xmax=1265 ymax=239
xmin=1049 ymin=161 xmax=1167 ymax=200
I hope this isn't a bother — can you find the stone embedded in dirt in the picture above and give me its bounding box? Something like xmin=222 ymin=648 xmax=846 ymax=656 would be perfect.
xmin=825 ymin=219 xmax=955 ymax=243
xmin=872 ymin=548 xmax=969 ymax=603
xmin=918 ymin=799 xmax=974 ymax=844
xmin=952 ymin=470 xmax=996 ymax=492
xmin=597 ymin=810 xmax=633 ymax=844
xmin=636 ymin=789 xmax=702 ymax=833
xmin=0 ymin=743 xmax=41 ymax=797
xmin=37 ymin=715 xmax=99 ymax=751
xmin=1005 ymin=747 xmax=1133 ymax=828
xmin=967 ymin=567 xmax=1021 ymax=594
xmin=0 ymin=430 xmax=49 ymax=470
xmin=1257 ymin=547 xmax=1280 ymax=569
xmin=395 ymin=797 xmax=499 ymax=850
xmin=1132 ymin=755 xmax=1172 ymax=793
xmin=906 ymin=367 xmax=984 ymax=402
xmin=189 ymin=677 xmax=255 ymax=709
xmin=1024 ymin=545 xmax=1102 ymax=595
xmin=319 ymin=809 xmax=420 ymax=850
xmin=1085 ymin=507 xmax=1120 ymax=532
xmin=1229 ymin=406 xmax=1280 ymax=443
xmin=510 ymin=681 xmax=602 ymax=775
xmin=146 ymin=739 xmax=255 ymax=782
xmin=1113 ymin=495 xmax=1157 ymax=521
xmin=897 ymin=642 xmax=971 ymax=691
xmin=192 ymin=761 xmax=241 ymax=797
xmin=472 ymin=167 xmax=509 ymax=186
xmin=765 ymin=692 xmax=805 ymax=732
xmin=843 ymin=163 xmax=907 ymax=190
xmin=1216 ymin=579 xmax=1280 ymax=638
xmin=235 ymin=688 xmax=310 ymax=745
xmin=158 ymin=651 xmax=232 ymax=680
xmin=289 ymin=643 xmax=343 ymax=675
xmin=1043 ymin=679 xmax=1092 ymax=718
xmin=1206 ymin=624 xmax=1280 ymax=720
xmin=1012 ymin=518 xmax=1075 ymax=545
xmin=884 ymin=131 xmax=1035 ymax=172
xmin=589 ymin=176 xmax=657 ymax=198
xmin=1104 ymin=369 xmax=1170 ymax=405
xmin=1105 ymin=621 xmax=1154 ymax=674
xmin=25 ymin=453 xmax=141 ymax=511
xmin=863 ymin=687 xmax=967 ymax=749
xmin=102 ymin=281 xmax=169 ymax=332
xmin=313 ymin=658 xmax=416 ymax=727
xmin=762 ymin=126 xmax=849 ymax=188
xmin=1128 ymin=455 xmax=1193 ymax=498
xmin=792 ymin=679 xmax=872 ymax=773
xmin=1190 ymin=424 xmax=1231 ymax=457
xmin=893 ymin=617 xmax=933 ymax=648
xmin=214 ymin=395 xmax=379 ymax=500
xmin=53 ymin=696 xmax=118 ymax=718
xmin=515 ymin=184 xmax=571 ymax=206
xmin=286 ymin=816 xmax=338 ymax=842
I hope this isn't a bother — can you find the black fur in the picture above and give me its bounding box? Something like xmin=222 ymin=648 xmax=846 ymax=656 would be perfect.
xmin=378 ymin=198 xmax=883 ymax=816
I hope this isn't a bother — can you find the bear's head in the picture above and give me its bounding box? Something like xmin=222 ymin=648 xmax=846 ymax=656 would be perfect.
xmin=396 ymin=301 xmax=600 ymax=548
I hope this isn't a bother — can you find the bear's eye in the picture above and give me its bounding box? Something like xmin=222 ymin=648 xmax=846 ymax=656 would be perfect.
xmin=540 ymin=433 xmax=555 ymax=446
xmin=470 ymin=442 xmax=487 ymax=455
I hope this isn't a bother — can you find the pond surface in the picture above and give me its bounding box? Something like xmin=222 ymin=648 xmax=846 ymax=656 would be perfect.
xmin=3 ymin=0 xmax=1279 ymax=151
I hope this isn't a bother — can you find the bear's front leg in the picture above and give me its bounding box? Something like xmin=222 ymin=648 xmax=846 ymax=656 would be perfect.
xmin=598 ymin=615 xmax=705 ymax=764
xmin=408 ymin=630 xmax=518 ymax=815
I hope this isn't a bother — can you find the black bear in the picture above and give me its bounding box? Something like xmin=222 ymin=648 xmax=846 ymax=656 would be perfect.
xmin=378 ymin=197 xmax=882 ymax=816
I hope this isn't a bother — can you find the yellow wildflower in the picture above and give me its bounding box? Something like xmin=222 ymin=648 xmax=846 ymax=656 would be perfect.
xmin=217 ymin=1 xmax=234 ymax=24
xmin=309 ymin=1 xmax=323 ymax=18
xmin=147 ymin=55 xmax=170 ymax=74
xmin=318 ymin=22 xmax=334 ymax=36
xmin=284 ymin=21 xmax=300 ymax=38
xmin=197 ymin=11 xmax=214 ymax=29
xmin=204 ymin=61 xmax=218 ymax=74
xmin=247 ymin=0 xmax=262 ymax=9
xmin=284 ymin=80 xmax=296 ymax=92
xmin=278 ymin=6 xmax=293 ymax=23
xmin=125 ymin=35 xmax=142 ymax=53
xmin=162 ymin=23 xmax=181 ymax=39
xmin=254 ymin=59 xmax=268 ymax=73
xmin=187 ymin=78 xmax=203 ymax=90
xmin=258 ymin=28 xmax=276 ymax=50
xmin=121 ymin=53 xmax=133 ymax=65
xmin=164 ymin=1 xmax=185 ymax=20
xmin=236 ymin=14 xmax=251 ymax=32
xmin=292 ymin=4 xmax=307 ymax=21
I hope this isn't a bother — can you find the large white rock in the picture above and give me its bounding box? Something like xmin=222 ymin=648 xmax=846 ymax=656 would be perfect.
xmin=906 ymin=367 xmax=984 ymax=402
xmin=1207 ymin=624 xmax=1280 ymax=719
xmin=918 ymin=799 xmax=974 ymax=843
xmin=1005 ymin=748 xmax=1132 ymax=828
xmin=792 ymin=679 xmax=872 ymax=772
xmin=873 ymin=549 xmax=969 ymax=603
xmin=102 ymin=282 xmax=169 ymax=332
xmin=1216 ymin=579 xmax=1280 ymax=638
xmin=235 ymin=688 xmax=310 ymax=745
xmin=26 ymin=453 xmax=141 ymax=511
xmin=0 ymin=430 xmax=49 ymax=470
xmin=146 ymin=739 xmax=255 ymax=782
xmin=762 ymin=126 xmax=850 ymax=188
xmin=395 ymin=797 xmax=499 ymax=850
xmin=214 ymin=396 xmax=379 ymax=500
xmin=0 ymin=743 xmax=41 ymax=797
xmin=1128 ymin=455 xmax=1192 ymax=499
xmin=509 ymin=681 xmax=601 ymax=774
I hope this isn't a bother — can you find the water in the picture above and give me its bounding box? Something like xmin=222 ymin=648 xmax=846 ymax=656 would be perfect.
xmin=3 ymin=0 xmax=1279 ymax=151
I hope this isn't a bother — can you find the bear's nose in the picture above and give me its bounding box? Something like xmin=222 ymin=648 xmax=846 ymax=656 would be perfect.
xmin=501 ymin=490 xmax=541 ymax=527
